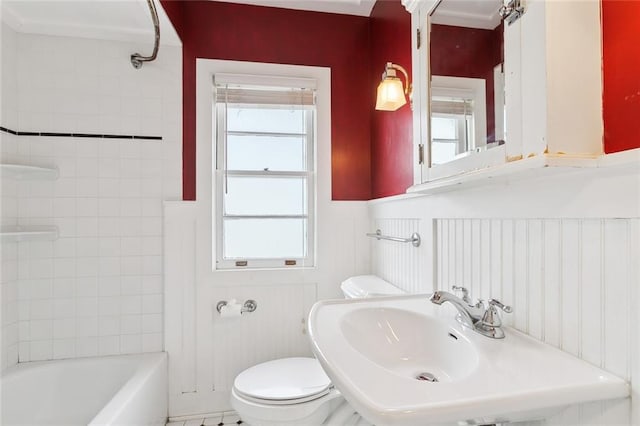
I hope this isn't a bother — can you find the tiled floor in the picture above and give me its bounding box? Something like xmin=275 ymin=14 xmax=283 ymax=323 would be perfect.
xmin=167 ymin=411 xmax=242 ymax=426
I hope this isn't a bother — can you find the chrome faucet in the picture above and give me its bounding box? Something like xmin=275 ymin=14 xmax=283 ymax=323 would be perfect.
xmin=430 ymin=287 xmax=512 ymax=339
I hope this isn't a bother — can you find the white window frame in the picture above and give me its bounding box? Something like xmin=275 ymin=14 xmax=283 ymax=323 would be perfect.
xmin=213 ymin=81 xmax=316 ymax=269
xmin=196 ymin=60 xmax=330 ymax=275
xmin=431 ymin=76 xmax=486 ymax=157
xmin=214 ymin=82 xmax=316 ymax=269
xmin=431 ymin=112 xmax=471 ymax=164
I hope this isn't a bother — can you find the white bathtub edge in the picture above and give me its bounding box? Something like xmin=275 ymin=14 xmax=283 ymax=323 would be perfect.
xmin=90 ymin=352 xmax=168 ymax=426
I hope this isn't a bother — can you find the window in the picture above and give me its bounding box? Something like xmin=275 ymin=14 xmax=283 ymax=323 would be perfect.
xmin=431 ymin=97 xmax=474 ymax=165
xmin=430 ymin=76 xmax=487 ymax=166
xmin=214 ymin=75 xmax=316 ymax=269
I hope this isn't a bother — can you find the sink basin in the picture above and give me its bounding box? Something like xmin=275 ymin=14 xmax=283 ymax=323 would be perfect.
xmin=340 ymin=307 xmax=478 ymax=382
xmin=309 ymin=295 xmax=629 ymax=426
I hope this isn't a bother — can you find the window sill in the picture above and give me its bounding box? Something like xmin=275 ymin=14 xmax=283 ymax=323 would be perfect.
xmin=213 ymin=266 xmax=316 ymax=274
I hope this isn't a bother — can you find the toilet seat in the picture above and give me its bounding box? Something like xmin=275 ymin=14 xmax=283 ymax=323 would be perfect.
xmin=233 ymin=357 xmax=332 ymax=404
xmin=234 ymin=387 xmax=333 ymax=406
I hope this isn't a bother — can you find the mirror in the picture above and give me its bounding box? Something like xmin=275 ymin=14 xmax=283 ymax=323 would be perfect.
xmin=428 ymin=0 xmax=505 ymax=166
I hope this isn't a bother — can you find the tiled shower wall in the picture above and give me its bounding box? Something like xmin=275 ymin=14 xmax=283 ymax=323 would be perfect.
xmin=0 ymin=143 xmax=19 ymax=369
xmin=0 ymin=161 xmax=20 ymax=369
xmin=0 ymin=23 xmax=182 ymax=365
xmin=1 ymin=21 xmax=20 ymax=370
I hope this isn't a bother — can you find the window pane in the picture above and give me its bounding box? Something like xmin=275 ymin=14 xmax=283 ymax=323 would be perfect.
xmin=224 ymin=177 xmax=307 ymax=216
xmin=224 ymin=218 xmax=307 ymax=259
xmin=227 ymin=135 xmax=306 ymax=172
xmin=432 ymin=117 xmax=457 ymax=140
xmin=431 ymin=141 xmax=458 ymax=165
xmin=227 ymin=107 xmax=306 ymax=134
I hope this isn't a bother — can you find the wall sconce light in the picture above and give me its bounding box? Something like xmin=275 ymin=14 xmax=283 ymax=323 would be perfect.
xmin=375 ymin=62 xmax=412 ymax=111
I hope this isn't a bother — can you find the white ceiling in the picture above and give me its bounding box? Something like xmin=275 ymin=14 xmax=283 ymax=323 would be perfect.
xmin=431 ymin=0 xmax=502 ymax=30
xmin=1 ymin=0 xmax=500 ymax=46
xmin=208 ymin=0 xmax=376 ymax=16
xmin=1 ymin=0 xmax=181 ymax=45
xmin=0 ymin=0 xmax=377 ymax=46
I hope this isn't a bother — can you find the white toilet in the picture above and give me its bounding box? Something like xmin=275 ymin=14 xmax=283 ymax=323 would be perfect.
xmin=230 ymin=275 xmax=404 ymax=426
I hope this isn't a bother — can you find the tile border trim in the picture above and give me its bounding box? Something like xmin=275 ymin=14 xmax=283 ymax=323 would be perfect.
xmin=0 ymin=126 xmax=162 ymax=141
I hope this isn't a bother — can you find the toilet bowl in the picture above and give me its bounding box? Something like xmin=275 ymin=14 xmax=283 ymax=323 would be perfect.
xmin=230 ymin=275 xmax=404 ymax=426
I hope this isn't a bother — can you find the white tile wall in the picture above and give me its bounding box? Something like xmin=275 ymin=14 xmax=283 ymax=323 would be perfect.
xmin=1 ymin=21 xmax=21 ymax=371
xmin=1 ymin=22 xmax=182 ymax=365
xmin=0 ymin=235 xmax=20 ymax=370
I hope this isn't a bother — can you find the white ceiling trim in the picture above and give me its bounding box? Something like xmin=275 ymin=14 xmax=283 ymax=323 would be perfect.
xmin=209 ymin=0 xmax=376 ymax=17
xmin=1 ymin=1 xmax=181 ymax=46
xmin=1 ymin=0 xmax=378 ymax=48
xmin=431 ymin=8 xmax=502 ymax=30
xmin=430 ymin=0 xmax=503 ymax=30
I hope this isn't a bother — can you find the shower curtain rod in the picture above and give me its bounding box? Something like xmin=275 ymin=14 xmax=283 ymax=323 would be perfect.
xmin=131 ymin=0 xmax=160 ymax=69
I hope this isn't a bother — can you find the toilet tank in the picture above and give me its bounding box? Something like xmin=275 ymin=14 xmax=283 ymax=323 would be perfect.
xmin=340 ymin=275 xmax=405 ymax=299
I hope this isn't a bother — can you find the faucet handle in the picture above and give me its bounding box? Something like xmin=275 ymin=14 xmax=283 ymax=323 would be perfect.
xmin=479 ymin=299 xmax=511 ymax=329
xmin=488 ymin=298 xmax=513 ymax=313
xmin=475 ymin=299 xmax=512 ymax=339
xmin=452 ymin=286 xmax=472 ymax=304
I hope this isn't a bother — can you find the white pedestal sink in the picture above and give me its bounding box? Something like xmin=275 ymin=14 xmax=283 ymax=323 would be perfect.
xmin=308 ymin=295 xmax=629 ymax=426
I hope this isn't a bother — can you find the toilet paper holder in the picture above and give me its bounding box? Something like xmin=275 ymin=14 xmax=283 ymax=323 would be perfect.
xmin=216 ymin=299 xmax=258 ymax=314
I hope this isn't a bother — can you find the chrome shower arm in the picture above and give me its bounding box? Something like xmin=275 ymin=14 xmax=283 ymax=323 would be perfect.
xmin=131 ymin=0 xmax=160 ymax=69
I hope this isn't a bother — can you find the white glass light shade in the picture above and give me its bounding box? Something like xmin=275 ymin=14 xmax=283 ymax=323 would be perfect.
xmin=375 ymin=77 xmax=407 ymax=111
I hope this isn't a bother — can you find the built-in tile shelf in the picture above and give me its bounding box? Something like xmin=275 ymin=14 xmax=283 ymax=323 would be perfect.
xmin=407 ymin=149 xmax=640 ymax=196
xmin=0 ymin=225 xmax=59 ymax=243
xmin=0 ymin=163 xmax=59 ymax=180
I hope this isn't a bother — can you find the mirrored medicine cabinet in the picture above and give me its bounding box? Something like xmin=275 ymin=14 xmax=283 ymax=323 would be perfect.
xmin=404 ymin=0 xmax=606 ymax=191
xmin=428 ymin=0 xmax=505 ymax=167
xmin=420 ymin=0 xmax=507 ymax=183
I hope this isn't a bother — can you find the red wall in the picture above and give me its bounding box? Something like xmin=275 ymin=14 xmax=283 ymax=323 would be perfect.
xmin=601 ymin=0 xmax=640 ymax=153
xmin=161 ymin=0 xmax=372 ymax=200
xmin=159 ymin=1 xmax=636 ymax=202
xmin=430 ymin=24 xmax=503 ymax=143
xmin=369 ymin=0 xmax=413 ymax=199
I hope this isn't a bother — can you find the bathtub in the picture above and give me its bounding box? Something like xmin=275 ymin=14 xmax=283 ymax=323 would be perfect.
xmin=1 ymin=352 xmax=167 ymax=426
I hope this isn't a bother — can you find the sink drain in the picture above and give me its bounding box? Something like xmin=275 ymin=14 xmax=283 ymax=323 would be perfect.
xmin=416 ymin=372 xmax=438 ymax=382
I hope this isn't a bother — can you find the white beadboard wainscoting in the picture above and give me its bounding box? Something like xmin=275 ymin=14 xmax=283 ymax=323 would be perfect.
xmin=164 ymin=200 xmax=370 ymax=417
xmin=372 ymin=216 xmax=638 ymax=425
xmin=211 ymin=283 xmax=317 ymax=392
xmin=369 ymin=167 xmax=639 ymax=425
xmin=436 ymin=218 xmax=638 ymax=370
xmin=370 ymin=218 xmax=422 ymax=294
xmin=437 ymin=218 xmax=638 ymax=425
xmin=162 ymin=59 xmax=371 ymax=418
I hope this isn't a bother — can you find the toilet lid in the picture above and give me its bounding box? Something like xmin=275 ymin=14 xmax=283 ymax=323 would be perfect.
xmin=234 ymin=357 xmax=331 ymax=401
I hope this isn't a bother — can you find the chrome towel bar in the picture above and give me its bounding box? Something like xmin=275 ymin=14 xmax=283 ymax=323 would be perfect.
xmin=366 ymin=229 xmax=421 ymax=247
